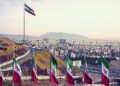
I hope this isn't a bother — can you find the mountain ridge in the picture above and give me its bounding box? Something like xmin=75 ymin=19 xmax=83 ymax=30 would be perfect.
xmin=0 ymin=32 xmax=90 ymax=41
xmin=40 ymin=32 xmax=90 ymax=41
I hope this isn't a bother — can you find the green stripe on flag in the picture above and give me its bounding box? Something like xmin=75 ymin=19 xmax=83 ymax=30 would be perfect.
xmin=13 ymin=58 xmax=19 ymax=64
xmin=67 ymin=56 xmax=73 ymax=69
xmin=101 ymin=56 xmax=109 ymax=69
xmin=32 ymin=58 xmax=35 ymax=64
xmin=51 ymin=55 xmax=58 ymax=68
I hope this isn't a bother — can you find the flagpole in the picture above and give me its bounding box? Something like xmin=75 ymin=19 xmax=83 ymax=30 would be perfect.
xmin=50 ymin=54 xmax=51 ymax=86
xmin=84 ymin=49 xmax=87 ymax=75
xmin=12 ymin=48 xmax=15 ymax=86
xmin=32 ymin=50 xmax=34 ymax=86
xmin=23 ymin=1 xmax=25 ymax=44
xmin=101 ymin=55 xmax=102 ymax=86
xmin=66 ymin=55 xmax=67 ymax=86
xmin=84 ymin=52 xmax=87 ymax=71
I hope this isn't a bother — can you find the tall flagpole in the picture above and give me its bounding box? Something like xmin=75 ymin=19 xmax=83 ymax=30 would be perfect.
xmin=23 ymin=1 xmax=25 ymax=44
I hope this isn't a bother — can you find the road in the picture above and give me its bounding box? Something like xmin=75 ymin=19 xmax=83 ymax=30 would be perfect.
xmin=0 ymin=49 xmax=31 ymax=71
xmin=1 ymin=47 xmax=42 ymax=71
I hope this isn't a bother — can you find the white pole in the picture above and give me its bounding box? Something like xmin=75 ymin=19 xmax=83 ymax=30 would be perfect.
xmin=84 ymin=49 xmax=88 ymax=86
xmin=101 ymin=55 xmax=102 ymax=86
xmin=32 ymin=51 xmax=34 ymax=86
xmin=84 ymin=51 xmax=86 ymax=86
xmin=12 ymin=48 xmax=15 ymax=86
xmin=23 ymin=1 xmax=25 ymax=44
xmin=50 ymin=55 xmax=51 ymax=86
xmin=84 ymin=50 xmax=87 ymax=73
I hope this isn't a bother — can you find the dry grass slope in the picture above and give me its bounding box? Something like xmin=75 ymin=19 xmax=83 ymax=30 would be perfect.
xmin=110 ymin=60 xmax=120 ymax=68
xmin=0 ymin=37 xmax=23 ymax=56
xmin=34 ymin=50 xmax=65 ymax=70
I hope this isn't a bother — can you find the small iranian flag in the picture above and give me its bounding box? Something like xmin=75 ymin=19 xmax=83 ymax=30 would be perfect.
xmin=66 ymin=56 xmax=74 ymax=85
xmin=0 ymin=68 xmax=3 ymax=86
xmin=101 ymin=56 xmax=109 ymax=86
xmin=13 ymin=58 xmax=22 ymax=84
xmin=50 ymin=55 xmax=58 ymax=85
xmin=31 ymin=57 xmax=39 ymax=83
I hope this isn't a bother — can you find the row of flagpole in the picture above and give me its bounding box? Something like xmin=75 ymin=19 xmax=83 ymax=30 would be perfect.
xmin=0 ymin=51 xmax=39 ymax=86
xmin=0 ymin=52 xmax=74 ymax=86
xmin=83 ymin=50 xmax=109 ymax=86
xmin=0 ymin=49 xmax=110 ymax=86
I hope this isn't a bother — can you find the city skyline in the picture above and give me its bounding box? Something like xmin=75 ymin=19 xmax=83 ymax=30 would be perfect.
xmin=0 ymin=0 xmax=120 ymax=40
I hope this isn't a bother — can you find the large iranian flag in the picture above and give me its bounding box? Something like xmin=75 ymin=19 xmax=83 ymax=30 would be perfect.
xmin=66 ymin=57 xmax=74 ymax=85
xmin=25 ymin=3 xmax=36 ymax=16
xmin=13 ymin=58 xmax=22 ymax=84
xmin=50 ymin=55 xmax=58 ymax=85
xmin=31 ymin=57 xmax=39 ymax=83
xmin=101 ymin=56 xmax=109 ymax=86
xmin=0 ymin=68 xmax=3 ymax=86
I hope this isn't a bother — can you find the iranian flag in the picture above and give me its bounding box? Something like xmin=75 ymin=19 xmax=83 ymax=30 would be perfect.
xmin=0 ymin=68 xmax=3 ymax=86
xmin=31 ymin=57 xmax=39 ymax=83
xmin=66 ymin=57 xmax=74 ymax=85
xmin=50 ymin=55 xmax=58 ymax=85
xmin=101 ymin=56 xmax=109 ymax=86
xmin=25 ymin=3 xmax=36 ymax=16
xmin=13 ymin=58 xmax=22 ymax=84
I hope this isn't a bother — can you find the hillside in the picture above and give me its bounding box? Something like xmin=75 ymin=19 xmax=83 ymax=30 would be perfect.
xmin=21 ymin=50 xmax=66 ymax=76
xmin=110 ymin=60 xmax=120 ymax=68
xmin=0 ymin=37 xmax=18 ymax=56
xmin=34 ymin=50 xmax=65 ymax=70
xmin=0 ymin=37 xmax=28 ymax=63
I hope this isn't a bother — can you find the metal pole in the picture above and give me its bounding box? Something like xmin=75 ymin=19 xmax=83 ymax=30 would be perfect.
xmin=23 ymin=1 xmax=25 ymax=44
xmin=32 ymin=51 xmax=34 ymax=86
xmin=12 ymin=48 xmax=15 ymax=86
xmin=66 ymin=55 xmax=67 ymax=86
xmin=50 ymin=55 xmax=51 ymax=86
xmin=101 ymin=57 xmax=102 ymax=86
xmin=83 ymin=49 xmax=87 ymax=86
xmin=84 ymin=50 xmax=87 ymax=73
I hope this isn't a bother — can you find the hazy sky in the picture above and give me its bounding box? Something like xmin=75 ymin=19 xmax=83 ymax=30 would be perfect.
xmin=0 ymin=0 xmax=120 ymax=40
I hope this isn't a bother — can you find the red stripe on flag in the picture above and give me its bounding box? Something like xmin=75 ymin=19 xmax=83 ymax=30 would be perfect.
xmin=31 ymin=70 xmax=39 ymax=84
xmin=25 ymin=9 xmax=36 ymax=16
xmin=50 ymin=73 xmax=58 ymax=85
xmin=84 ymin=72 xmax=92 ymax=84
xmin=13 ymin=71 xmax=21 ymax=84
xmin=0 ymin=77 xmax=3 ymax=86
xmin=66 ymin=72 xmax=74 ymax=85
xmin=102 ymin=74 xmax=109 ymax=86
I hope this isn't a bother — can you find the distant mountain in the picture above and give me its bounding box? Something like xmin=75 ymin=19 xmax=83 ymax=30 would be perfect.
xmin=40 ymin=32 xmax=90 ymax=41
xmin=0 ymin=32 xmax=90 ymax=41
